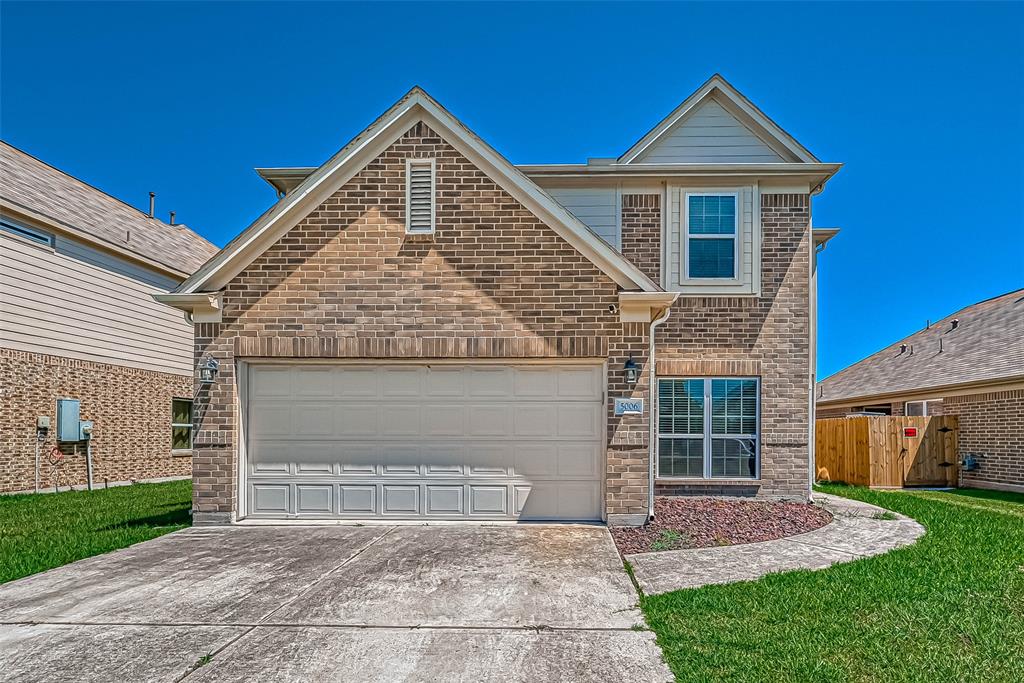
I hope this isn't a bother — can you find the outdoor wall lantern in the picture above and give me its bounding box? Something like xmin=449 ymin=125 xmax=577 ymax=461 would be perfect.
xmin=624 ymin=356 xmax=639 ymax=384
xmin=198 ymin=357 xmax=220 ymax=385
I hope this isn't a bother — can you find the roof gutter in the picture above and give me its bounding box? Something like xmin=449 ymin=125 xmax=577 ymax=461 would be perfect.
xmin=152 ymin=292 xmax=223 ymax=323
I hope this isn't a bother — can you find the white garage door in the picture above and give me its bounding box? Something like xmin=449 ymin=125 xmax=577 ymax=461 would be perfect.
xmin=243 ymin=363 xmax=605 ymax=521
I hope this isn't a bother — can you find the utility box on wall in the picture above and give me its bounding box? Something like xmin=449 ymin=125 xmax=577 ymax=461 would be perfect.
xmin=56 ymin=398 xmax=81 ymax=442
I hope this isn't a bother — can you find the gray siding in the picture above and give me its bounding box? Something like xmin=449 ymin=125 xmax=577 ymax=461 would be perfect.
xmin=636 ymin=99 xmax=783 ymax=164
xmin=544 ymin=187 xmax=619 ymax=249
xmin=1 ymin=232 xmax=194 ymax=375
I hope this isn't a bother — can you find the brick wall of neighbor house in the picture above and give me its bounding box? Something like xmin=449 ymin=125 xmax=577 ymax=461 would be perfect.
xmin=0 ymin=347 xmax=192 ymax=493
xmin=943 ymin=388 xmax=1024 ymax=492
xmin=193 ymin=122 xmax=652 ymax=524
xmin=621 ymin=193 xmax=812 ymax=501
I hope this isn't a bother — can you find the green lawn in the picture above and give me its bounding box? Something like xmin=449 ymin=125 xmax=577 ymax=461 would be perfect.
xmin=641 ymin=486 xmax=1024 ymax=682
xmin=0 ymin=479 xmax=191 ymax=584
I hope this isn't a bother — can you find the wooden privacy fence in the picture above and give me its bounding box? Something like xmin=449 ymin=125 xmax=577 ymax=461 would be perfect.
xmin=815 ymin=416 xmax=959 ymax=488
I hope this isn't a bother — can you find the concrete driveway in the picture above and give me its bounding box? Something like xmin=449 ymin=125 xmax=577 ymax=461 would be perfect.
xmin=0 ymin=525 xmax=670 ymax=682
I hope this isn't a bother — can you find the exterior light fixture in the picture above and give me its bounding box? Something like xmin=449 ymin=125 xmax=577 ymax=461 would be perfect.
xmin=624 ymin=356 xmax=639 ymax=384
xmin=198 ymin=357 xmax=220 ymax=385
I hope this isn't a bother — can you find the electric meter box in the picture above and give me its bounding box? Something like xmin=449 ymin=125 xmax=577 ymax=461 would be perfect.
xmin=56 ymin=398 xmax=81 ymax=442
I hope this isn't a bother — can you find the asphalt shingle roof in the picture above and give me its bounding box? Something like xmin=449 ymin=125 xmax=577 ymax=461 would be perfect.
xmin=818 ymin=288 xmax=1024 ymax=404
xmin=0 ymin=141 xmax=218 ymax=275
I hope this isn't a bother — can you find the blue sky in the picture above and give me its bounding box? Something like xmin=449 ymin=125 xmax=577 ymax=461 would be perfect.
xmin=2 ymin=2 xmax=1022 ymax=378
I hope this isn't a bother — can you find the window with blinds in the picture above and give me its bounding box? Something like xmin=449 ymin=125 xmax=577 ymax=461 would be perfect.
xmin=684 ymin=193 xmax=737 ymax=279
xmin=405 ymin=158 xmax=436 ymax=234
xmin=657 ymin=377 xmax=759 ymax=479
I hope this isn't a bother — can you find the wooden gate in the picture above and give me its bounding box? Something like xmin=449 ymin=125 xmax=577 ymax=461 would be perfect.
xmin=815 ymin=416 xmax=959 ymax=488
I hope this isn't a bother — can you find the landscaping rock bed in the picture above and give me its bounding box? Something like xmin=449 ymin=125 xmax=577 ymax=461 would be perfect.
xmin=611 ymin=497 xmax=833 ymax=556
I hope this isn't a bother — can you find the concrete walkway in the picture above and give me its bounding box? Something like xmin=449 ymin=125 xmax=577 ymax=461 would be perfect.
xmin=626 ymin=493 xmax=925 ymax=595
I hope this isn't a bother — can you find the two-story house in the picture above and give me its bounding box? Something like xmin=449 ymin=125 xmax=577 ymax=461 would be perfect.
xmin=1 ymin=141 xmax=218 ymax=493
xmin=158 ymin=75 xmax=841 ymax=525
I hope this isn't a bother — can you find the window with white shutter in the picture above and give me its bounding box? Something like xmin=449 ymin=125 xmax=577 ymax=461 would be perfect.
xmin=406 ymin=158 xmax=436 ymax=234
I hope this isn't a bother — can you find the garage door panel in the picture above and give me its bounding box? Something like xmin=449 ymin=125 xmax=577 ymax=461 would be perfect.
xmin=334 ymin=404 xmax=379 ymax=436
xmin=468 ymin=367 xmax=513 ymax=397
xmin=470 ymin=486 xmax=509 ymax=515
xmin=381 ymin=367 xmax=422 ymax=396
xmin=244 ymin=364 xmax=604 ymax=521
xmin=248 ymin=405 xmax=292 ymax=437
xmin=424 ymin=366 xmax=467 ymax=397
xmin=557 ymin=404 xmax=602 ymax=438
xmin=295 ymin=367 xmax=334 ymax=396
xmin=383 ymin=444 xmax=422 ymax=475
xmin=335 ymin=367 xmax=379 ymax=397
xmin=340 ymin=485 xmax=376 ymax=513
xmin=382 ymin=485 xmax=420 ymax=515
xmin=296 ymin=485 xmax=333 ymax=514
xmin=250 ymin=366 xmax=292 ymax=398
xmin=380 ymin=405 xmax=420 ymax=435
xmin=425 ymin=485 xmax=464 ymax=515
xmin=512 ymin=367 xmax=557 ymax=397
xmin=513 ymin=404 xmax=556 ymax=437
xmin=294 ymin=404 xmax=335 ymax=436
xmin=251 ymin=484 xmax=290 ymax=515
xmin=557 ymin=366 xmax=603 ymax=398
xmin=467 ymin=405 xmax=512 ymax=437
xmin=422 ymin=405 xmax=465 ymax=436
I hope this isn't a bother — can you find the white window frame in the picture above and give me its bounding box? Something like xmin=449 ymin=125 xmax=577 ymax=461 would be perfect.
xmin=1 ymin=218 xmax=53 ymax=248
xmin=405 ymin=158 xmax=436 ymax=234
xmin=682 ymin=191 xmax=740 ymax=282
xmin=657 ymin=376 xmax=761 ymax=479
xmin=171 ymin=398 xmax=193 ymax=452
xmin=905 ymin=400 xmax=940 ymax=416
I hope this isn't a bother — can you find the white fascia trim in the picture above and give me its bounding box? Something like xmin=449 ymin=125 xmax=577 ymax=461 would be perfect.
xmin=153 ymin=292 xmax=223 ymax=322
xmin=618 ymin=75 xmax=819 ymax=165
xmin=179 ymin=89 xmax=659 ymax=294
xmin=618 ymin=291 xmax=678 ymax=323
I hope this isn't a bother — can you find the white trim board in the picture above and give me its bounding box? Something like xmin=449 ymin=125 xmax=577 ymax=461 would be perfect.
xmin=175 ymin=87 xmax=659 ymax=295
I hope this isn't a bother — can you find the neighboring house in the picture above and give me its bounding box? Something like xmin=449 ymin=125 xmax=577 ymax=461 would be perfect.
xmin=817 ymin=289 xmax=1024 ymax=493
xmin=0 ymin=141 xmax=218 ymax=493
xmin=158 ymin=75 xmax=842 ymax=526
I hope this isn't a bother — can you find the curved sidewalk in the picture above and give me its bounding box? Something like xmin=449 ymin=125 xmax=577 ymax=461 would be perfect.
xmin=626 ymin=493 xmax=925 ymax=595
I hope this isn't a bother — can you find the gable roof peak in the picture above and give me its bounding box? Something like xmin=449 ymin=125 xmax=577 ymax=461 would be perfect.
xmin=618 ymin=73 xmax=820 ymax=165
xmin=176 ymin=87 xmax=659 ymax=295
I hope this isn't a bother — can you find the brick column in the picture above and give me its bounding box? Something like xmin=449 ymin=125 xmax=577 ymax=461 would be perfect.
xmin=605 ymin=323 xmax=651 ymax=526
xmin=192 ymin=322 xmax=236 ymax=524
xmin=621 ymin=194 xmax=661 ymax=283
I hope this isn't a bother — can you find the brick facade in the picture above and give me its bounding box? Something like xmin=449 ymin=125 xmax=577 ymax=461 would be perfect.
xmin=0 ymin=348 xmax=192 ymax=493
xmin=621 ymin=193 xmax=813 ymax=501
xmin=193 ymin=123 xmax=651 ymax=524
xmin=193 ymin=124 xmax=816 ymax=521
xmin=943 ymin=389 xmax=1024 ymax=492
xmin=621 ymin=194 xmax=661 ymax=283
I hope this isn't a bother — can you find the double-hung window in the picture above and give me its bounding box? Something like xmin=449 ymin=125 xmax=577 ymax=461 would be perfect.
xmin=171 ymin=398 xmax=193 ymax=452
xmin=685 ymin=193 xmax=737 ymax=279
xmin=658 ymin=377 xmax=759 ymax=479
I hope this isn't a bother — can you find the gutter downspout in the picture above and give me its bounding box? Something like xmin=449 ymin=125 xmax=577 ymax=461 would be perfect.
xmin=648 ymin=304 xmax=673 ymax=520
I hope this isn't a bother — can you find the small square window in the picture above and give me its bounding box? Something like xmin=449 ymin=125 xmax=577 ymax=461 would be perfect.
xmin=171 ymin=398 xmax=193 ymax=451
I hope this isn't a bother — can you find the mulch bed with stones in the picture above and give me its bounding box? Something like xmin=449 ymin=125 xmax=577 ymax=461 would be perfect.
xmin=611 ymin=496 xmax=833 ymax=556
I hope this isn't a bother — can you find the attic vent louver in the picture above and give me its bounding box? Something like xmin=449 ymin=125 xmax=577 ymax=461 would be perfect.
xmin=406 ymin=158 xmax=436 ymax=234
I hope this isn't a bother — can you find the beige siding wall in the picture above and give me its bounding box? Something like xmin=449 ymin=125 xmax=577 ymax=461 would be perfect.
xmin=1 ymin=232 xmax=193 ymax=375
